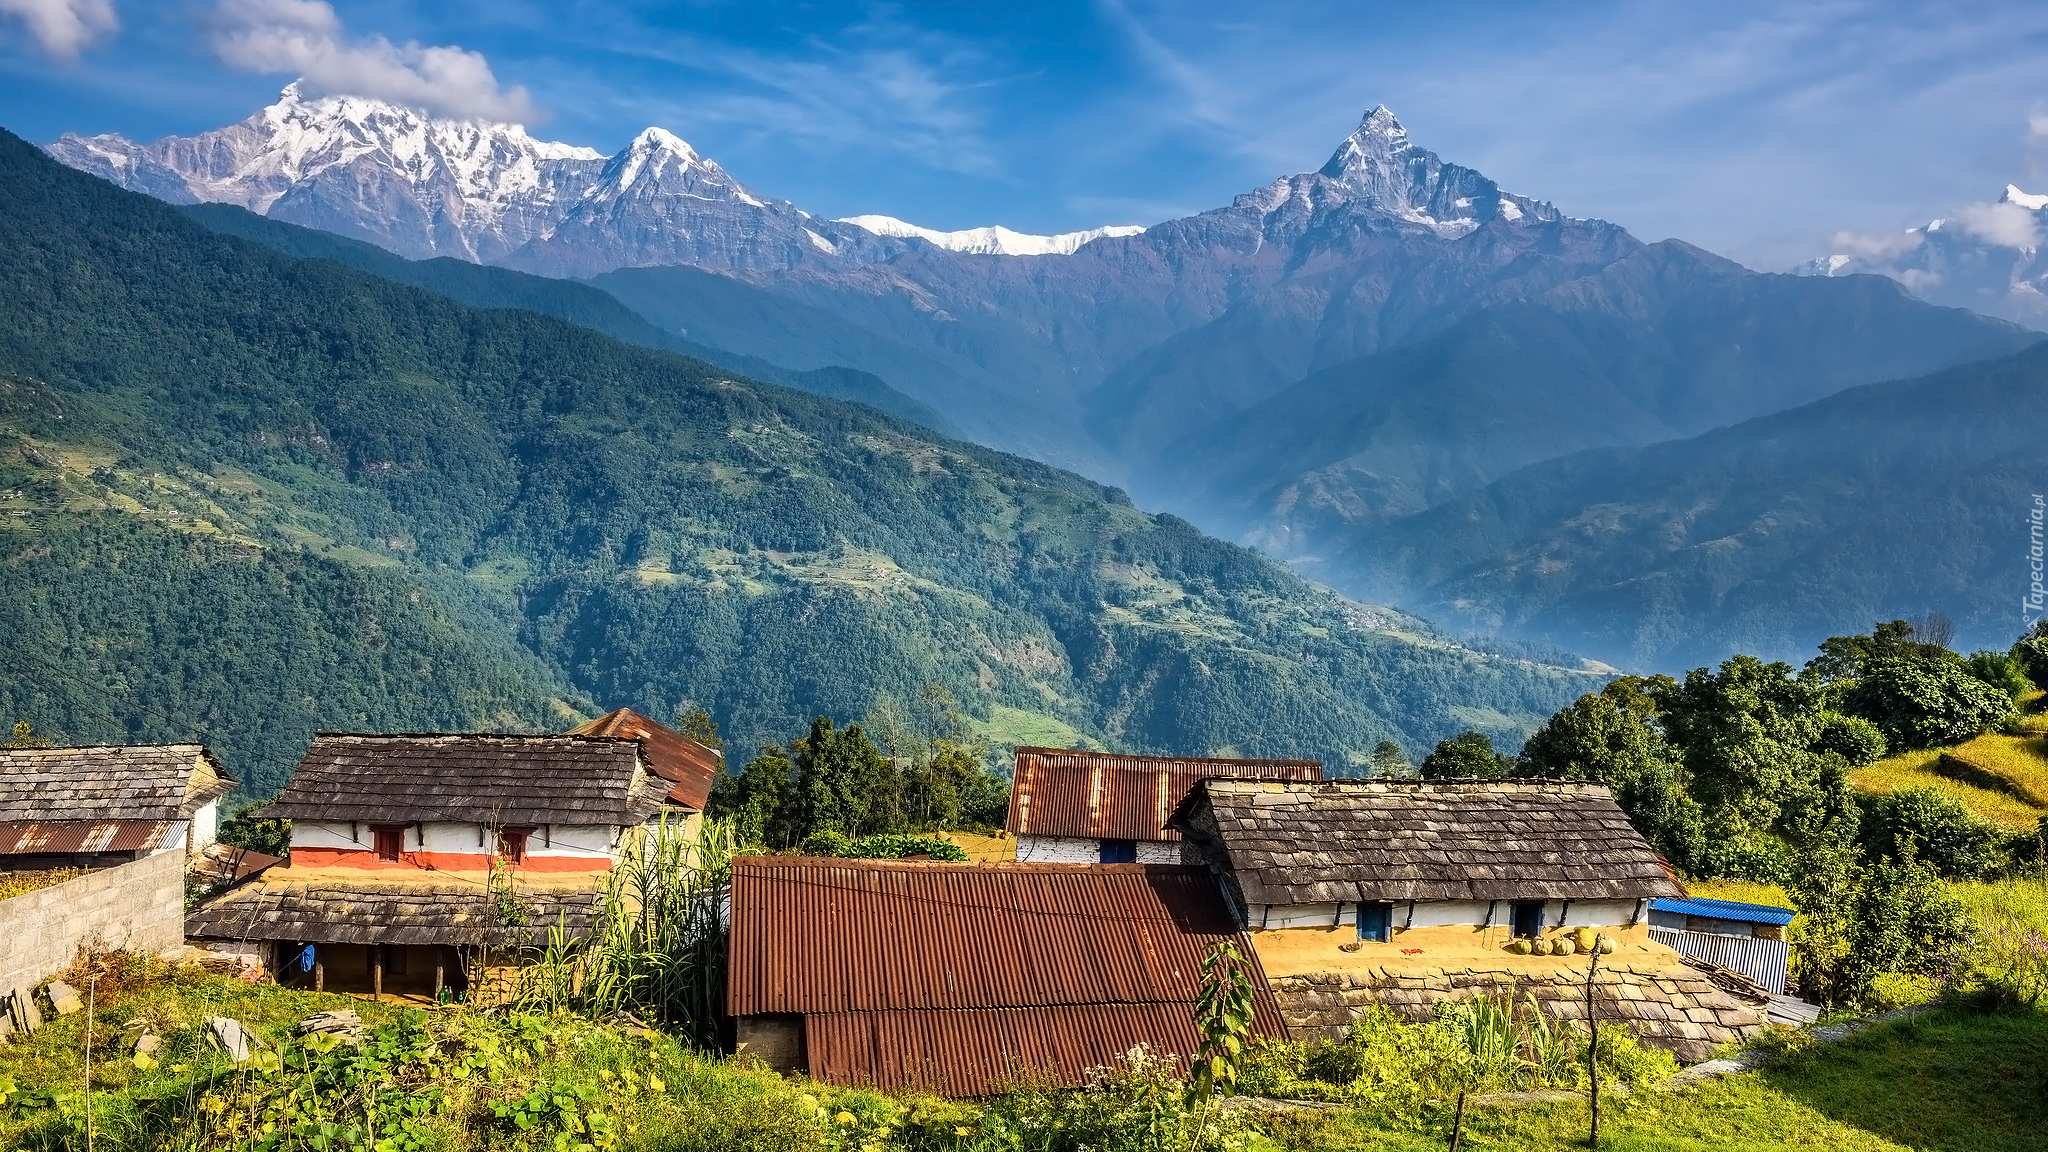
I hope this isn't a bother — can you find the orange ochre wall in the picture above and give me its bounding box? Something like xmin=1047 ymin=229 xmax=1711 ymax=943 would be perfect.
xmin=288 ymin=847 xmax=613 ymax=872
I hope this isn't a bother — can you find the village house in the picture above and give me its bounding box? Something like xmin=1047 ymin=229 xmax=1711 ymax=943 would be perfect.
xmin=725 ymin=857 xmax=1287 ymax=1096
xmin=0 ymin=745 xmax=236 ymax=996
xmin=0 ymin=744 xmax=234 ymax=868
xmin=185 ymin=730 xmax=698 ymax=1000
xmin=1168 ymin=778 xmax=1775 ymax=1062
xmin=1006 ymin=746 xmax=1323 ymax=863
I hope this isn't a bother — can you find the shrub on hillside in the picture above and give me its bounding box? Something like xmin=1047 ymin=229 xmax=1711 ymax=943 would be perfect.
xmin=1791 ymin=842 xmax=1970 ymax=1008
xmin=1815 ymin=713 xmax=1888 ymax=767
xmin=2012 ymin=634 xmax=2048 ymax=689
xmin=1858 ymin=787 xmax=2003 ymax=879
xmin=1963 ymin=649 xmax=2034 ymax=702
xmin=1843 ymin=657 xmax=2018 ymax=750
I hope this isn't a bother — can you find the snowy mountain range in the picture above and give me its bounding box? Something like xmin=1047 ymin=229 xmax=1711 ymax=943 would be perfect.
xmin=1795 ymin=183 xmax=2048 ymax=329
xmin=47 ymin=85 xmax=1143 ymax=274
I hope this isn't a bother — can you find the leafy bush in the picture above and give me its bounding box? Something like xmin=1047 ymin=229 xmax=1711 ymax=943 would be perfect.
xmin=1843 ymin=657 xmax=2018 ymax=750
xmin=1815 ymin=713 xmax=1888 ymax=767
xmin=1859 ymin=787 xmax=2004 ymax=879
xmin=2012 ymin=636 xmax=2048 ymax=689
xmin=971 ymin=1046 xmax=1257 ymax=1152
xmin=799 ymin=831 xmax=970 ymax=862
xmin=1963 ymin=650 xmax=2034 ymax=702
xmin=1791 ymin=843 xmax=1971 ymax=1008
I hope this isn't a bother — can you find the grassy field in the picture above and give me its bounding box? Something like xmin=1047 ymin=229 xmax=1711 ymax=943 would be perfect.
xmin=1690 ymin=875 xmax=2048 ymax=934
xmin=2 ymin=958 xmax=2043 ymax=1152
xmin=1942 ymin=734 xmax=2048 ymax=809
xmin=1849 ymin=747 xmax=2045 ymax=831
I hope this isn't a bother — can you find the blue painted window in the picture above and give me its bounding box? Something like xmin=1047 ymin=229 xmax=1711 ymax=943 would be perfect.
xmin=1510 ymin=900 xmax=1546 ymax=939
xmin=1098 ymin=839 xmax=1137 ymax=863
xmin=1358 ymin=902 xmax=1393 ymax=942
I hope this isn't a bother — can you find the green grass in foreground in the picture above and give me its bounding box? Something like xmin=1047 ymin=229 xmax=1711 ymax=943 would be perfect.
xmin=1270 ymin=1007 xmax=2047 ymax=1151
xmin=2 ymin=962 xmax=2042 ymax=1152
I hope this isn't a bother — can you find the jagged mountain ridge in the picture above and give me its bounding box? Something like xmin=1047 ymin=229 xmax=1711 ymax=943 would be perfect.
xmin=1796 ymin=184 xmax=2048 ymax=329
xmin=48 ymin=86 xmax=1132 ymax=274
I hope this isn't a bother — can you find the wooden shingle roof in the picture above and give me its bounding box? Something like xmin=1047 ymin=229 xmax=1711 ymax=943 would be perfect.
xmin=566 ymin=708 xmax=720 ymax=811
xmin=0 ymin=744 xmax=232 ymax=823
xmin=185 ymin=871 xmax=598 ymax=946
xmin=254 ymin=735 xmax=667 ymax=826
xmin=1171 ymin=779 xmax=1685 ymax=905
xmin=1006 ymin=747 xmax=1323 ymax=843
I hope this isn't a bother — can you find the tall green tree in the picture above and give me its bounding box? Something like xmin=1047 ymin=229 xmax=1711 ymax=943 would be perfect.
xmin=1419 ymin=731 xmax=1510 ymax=780
xmin=1844 ymin=656 xmax=2018 ymax=750
xmin=1369 ymin=739 xmax=1413 ymax=778
xmin=1515 ymin=677 xmax=1705 ymax=872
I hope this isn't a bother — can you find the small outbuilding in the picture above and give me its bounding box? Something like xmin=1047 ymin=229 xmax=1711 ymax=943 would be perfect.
xmin=726 ymin=857 xmax=1288 ymax=1096
xmin=1006 ymin=746 xmax=1322 ymax=864
xmin=0 ymin=744 xmax=234 ymax=868
xmin=1649 ymin=896 xmax=1796 ymax=996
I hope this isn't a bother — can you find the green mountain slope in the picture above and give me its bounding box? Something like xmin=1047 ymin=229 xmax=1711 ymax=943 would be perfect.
xmin=1351 ymin=340 xmax=2048 ymax=670
xmin=179 ymin=203 xmax=961 ymax=437
xmin=0 ymin=127 xmax=1600 ymax=794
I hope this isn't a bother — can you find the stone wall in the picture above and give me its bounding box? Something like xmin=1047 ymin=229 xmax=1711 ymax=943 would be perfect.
xmin=0 ymin=850 xmax=186 ymax=992
xmin=1269 ymin=960 xmax=1771 ymax=1064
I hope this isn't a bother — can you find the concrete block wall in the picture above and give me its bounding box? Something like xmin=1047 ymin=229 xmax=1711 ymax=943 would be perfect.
xmin=0 ymin=850 xmax=186 ymax=992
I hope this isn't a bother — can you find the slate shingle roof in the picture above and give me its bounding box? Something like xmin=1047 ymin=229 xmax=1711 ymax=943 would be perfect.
xmin=254 ymin=735 xmax=667 ymax=826
xmin=0 ymin=744 xmax=232 ymax=823
xmin=185 ymin=871 xmax=599 ymax=946
xmin=1006 ymin=746 xmax=1323 ymax=842
xmin=1171 ymin=779 xmax=1685 ymax=905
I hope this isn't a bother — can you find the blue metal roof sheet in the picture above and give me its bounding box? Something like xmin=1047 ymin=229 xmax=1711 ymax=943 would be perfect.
xmin=1650 ymin=896 xmax=1795 ymax=925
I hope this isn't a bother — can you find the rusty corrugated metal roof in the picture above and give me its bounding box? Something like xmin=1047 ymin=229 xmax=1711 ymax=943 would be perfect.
xmin=1006 ymin=747 xmax=1323 ymax=842
xmin=0 ymin=819 xmax=185 ymax=855
xmin=807 ymin=1001 xmax=1282 ymax=1098
xmin=727 ymin=858 xmax=1285 ymax=1094
xmin=566 ymin=708 xmax=719 ymax=811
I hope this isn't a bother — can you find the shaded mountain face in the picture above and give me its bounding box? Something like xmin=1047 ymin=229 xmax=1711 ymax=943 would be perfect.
xmin=1797 ymin=185 xmax=2048 ymax=330
xmin=1341 ymin=339 xmax=2048 ymax=671
xmin=0 ymin=126 xmax=1602 ymax=790
xmin=1167 ymin=242 xmax=2037 ymax=551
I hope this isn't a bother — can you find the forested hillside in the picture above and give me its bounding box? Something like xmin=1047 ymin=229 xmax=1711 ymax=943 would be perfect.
xmin=1346 ymin=341 xmax=2048 ymax=668
xmin=0 ymin=128 xmax=1599 ymax=795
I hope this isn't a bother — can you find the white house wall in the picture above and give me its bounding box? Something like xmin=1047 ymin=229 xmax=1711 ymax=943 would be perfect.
xmin=1014 ymin=835 xmax=1179 ymax=864
xmin=1252 ymin=898 xmax=1646 ymax=931
xmin=291 ymin=820 xmax=617 ymax=860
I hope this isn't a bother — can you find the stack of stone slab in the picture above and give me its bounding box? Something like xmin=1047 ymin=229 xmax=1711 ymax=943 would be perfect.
xmin=1268 ymin=959 xmax=1771 ymax=1064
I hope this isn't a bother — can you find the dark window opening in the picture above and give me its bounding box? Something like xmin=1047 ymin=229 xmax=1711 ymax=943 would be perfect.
xmin=379 ymin=944 xmax=407 ymax=975
xmin=1357 ymin=902 xmax=1394 ymax=942
xmin=499 ymin=827 xmax=533 ymax=864
xmin=371 ymin=825 xmax=404 ymax=861
xmin=1098 ymin=839 xmax=1137 ymax=863
xmin=1510 ymin=900 xmax=1547 ymax=939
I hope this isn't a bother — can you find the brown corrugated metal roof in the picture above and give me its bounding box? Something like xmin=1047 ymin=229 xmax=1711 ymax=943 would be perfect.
xmin=1006 ymin=747 xmax=1323 ymax=842
xmin=808 ymin=1002 xmax=1278 ymax=1098
xmin=727 ymin=858 xmax=1285 ymax=1094
xmin=0 ymin=819 xmax=185 ymax=855
xmin=254 ymin=734 xmax=665 ymax=826
xmin=566 ymin=708 xmax=719 ymax=811
xmin=1170 ymin=779 xmax=1688 ymax=905
xmin=0 ymin=744 xmax=233 ymax=824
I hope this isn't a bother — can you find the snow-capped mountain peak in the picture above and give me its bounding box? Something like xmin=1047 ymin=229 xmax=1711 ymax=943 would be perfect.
xmin=838 ymin=214 xmax=1146 ymax=256
xmin=2002 ymin=184 xmax=2048 ymax=211
xmin=1299 ymin=105 xmax=1550 ymax=236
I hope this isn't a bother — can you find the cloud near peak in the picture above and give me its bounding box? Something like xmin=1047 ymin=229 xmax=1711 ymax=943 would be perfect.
xmin=0 ymin=0 xmax=117 ymax=59
xmin=208 ymin=0 xmax=537 ymax=123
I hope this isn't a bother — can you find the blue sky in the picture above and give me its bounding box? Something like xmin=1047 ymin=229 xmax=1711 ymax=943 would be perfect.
xmin=4 ymin=0 xmax=2048 ymax=268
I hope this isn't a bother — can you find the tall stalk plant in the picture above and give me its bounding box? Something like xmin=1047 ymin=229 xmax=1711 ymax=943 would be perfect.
xmin=515 ymin=817 xmax=741 ymax=1050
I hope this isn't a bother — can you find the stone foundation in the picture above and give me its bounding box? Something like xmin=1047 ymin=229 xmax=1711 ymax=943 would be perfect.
xmin=1268 ymin=961 xmax=1770 ymax=1064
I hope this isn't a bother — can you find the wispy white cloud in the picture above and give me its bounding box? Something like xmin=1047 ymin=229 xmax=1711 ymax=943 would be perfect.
xmin=206 ymin=0 xmax=536 ymax=121
xmin=1953 ymin=199 xmax=2041 ymax=247
xmin=0 ymin=0 xmax=116 ymax=59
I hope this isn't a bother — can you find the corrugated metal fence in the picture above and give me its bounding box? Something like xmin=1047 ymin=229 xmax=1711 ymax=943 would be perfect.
xmin=1650 ymin=927 xmax=1789 ymax=994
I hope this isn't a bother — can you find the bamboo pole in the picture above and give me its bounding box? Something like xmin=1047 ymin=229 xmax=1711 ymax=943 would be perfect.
xmin=1587 ymin=946 xmax=1602 ymax=1148
xmin=1449 ymin=1091 xmax=1466 ymax=1152
xmin=372 ymin=947 xmax=383 ymax=1002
